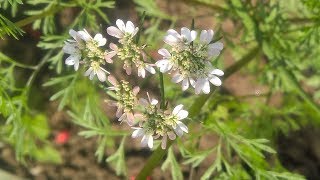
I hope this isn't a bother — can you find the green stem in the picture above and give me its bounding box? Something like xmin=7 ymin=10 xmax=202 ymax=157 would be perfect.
xmin=279 ymin=65 xmax=320 ymax=116
xmin=136 ymin=46 xmax=260 ymax=179
xmin=159 ymin=71 xmax=166 ymax=109
xmin=15 ymin=4 xmax=61 ymax=28
xmin=0 ymin=52 xmax=37 ymax=70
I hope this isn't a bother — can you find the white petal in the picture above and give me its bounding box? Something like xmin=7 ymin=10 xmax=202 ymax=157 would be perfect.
xmin=189 ymin=78 xmax=196 ymax=88
xmin=182 ymin=78 xmax=189 ymax=91
xmin=200 ymin=30 xmax=207 ymax=43
xmin=195 ymin=78 xmax=206 ymax=94
xmin=202 ymin=80 xmax=210 ymax=94
xmin=84 ymin=67 xmax=93 ymax=76
xmin=156 ymin=60 xmax=171 ymax=73
xmin=177 ymin=110 xmax=188 ymax=120
xmin=78 ymin=29 xmax=91 ymax=41
xmin=181 ymin=27 xmax=191 ymax=43
xmin=172 ymin=104 xmax=183 ymax=115
xmin=141 ymin=135 xmax=148 ymax=146
xmin=63 ymin=43 xmax=78 ymax=54
xmin=209 ymin=76 xmax=222 ymax=86
xmin=107 ymin=26 xmax=123 ymax=38
xmin=158 ymin=48 xmax=171 ymax=58
xmin=172 ymin=74 xmax=184 ymax=83
xmin=151 ymin=99 xmax=158 ymax=105
xmin=132 ymin=27 xmax=139 ymax=37
xmin=164 ymin=34 xmax=179 ymax=45
xmin=65 ymin=55 xmax=76 ymax=65
xmin=174 ymin=127 xmax=183 ymax=137
xmin=147 ymin=135 xmax=153 ymax=149
xmin=132 ymin=128 xmax=144 ymax=138
xmin=74 ymin=60 xmax=80 ymax=71
xmin=206 ymin=30 xmax=214 ymax=43
xmin=89 ymin=71 xmax=95 ymax=80
xmin=190 ymin=30 xmax=197 ymax=42
xmin=177 ymin=121 xmax=188 ymax=133
xmin=97 ymin=69 xmax=106 ymax=82
xmin=118 ymin=113 xmax=126 ymax=122
xmin=145 ymin=65 xmax=156 ymax=74
xmin=94 ymin=34 xmax=106 ymax=46
xmin=125 ymin=21 xmax=135 ymax=34
xmin=138 ymin=68 xmax=146 ymax=78
xmin=69 ymin=29 xmax=78 ymax=40
xmin=116 ymin=19 xmax=126 ymax=32
xmin=209 ymin=42 xmax=223 ymax=50
xmin=210 ymin=69 xmax=224 ymax=76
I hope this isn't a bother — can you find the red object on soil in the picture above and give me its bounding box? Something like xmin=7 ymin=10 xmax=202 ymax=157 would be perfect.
xmin=54 ymin=130 xmax=70 ymax=144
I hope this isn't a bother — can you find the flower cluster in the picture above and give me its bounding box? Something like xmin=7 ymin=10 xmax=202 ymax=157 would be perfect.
xmin=106 ymin=75 xmax=189 ymax=149
xmin=62 ymin=19 xmax=225 ymax=149
xmin=156 ymin=28 xmax=224 ymax=94
xmin=107 ymin=19 xmax=155 ymax=78
xmin=63 ymin=29 xmax=109 ymax=82
xmin=131 ymin=93 xmax=189 ymax=149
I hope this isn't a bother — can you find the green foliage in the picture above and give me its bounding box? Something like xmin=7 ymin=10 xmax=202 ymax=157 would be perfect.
xmin=2 ymin=0 xmax=320 ymax=179
xmin=161 ymin=147 xmax=184 ymax=180
xmin=106 ymin=137 xmax=127 ymax=176
xmin=0 ymin=14 xmax=24 ymax=39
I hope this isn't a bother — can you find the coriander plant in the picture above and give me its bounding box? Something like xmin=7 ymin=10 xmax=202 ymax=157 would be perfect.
xmin=1 ymin=0 xmax=320 ymax=179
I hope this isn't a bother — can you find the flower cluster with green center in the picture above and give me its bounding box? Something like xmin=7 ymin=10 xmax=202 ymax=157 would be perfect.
xmin=107 ymin=19 xmax=155 ymax=78
xmin=62 ymin=19 xmax=228 ymax=150
xmin=156 ymin=28 xmax=224 ymax=94
xmin=107 ymin=75 xmax=139 ymax=126
xmin=63 ymin=29 xmax=111 ymax=82
xmin=131 ymin=93 xmax=188 ymax=149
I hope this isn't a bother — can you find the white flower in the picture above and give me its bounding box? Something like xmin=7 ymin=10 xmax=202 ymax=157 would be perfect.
xmin=158 ymin=28 xmax=224 ymax=94
xmin=194 ymin=69 xmax=224 ymax=94
xmin=107 ymin=19 xmax=139 ymax=39
xmin=132 ymin=127 xmax=154 ymax=149
xmin=63 ymin=29 xmax=107 ymax=71
xmin=163 ymin=27 xmax=197 ymax=47
xmin=155 ymin=48 xmax=173 ymax=73
xmin=171 ymin=104 xmax=189 ymax=137
xmin=77 ymin=29 xmax=106 ymax=46
xmin=200 ymin=30 xmax=224 ymax=58
xmin=63 ymin=29 xmax=84 ymax=71
xmin=84 ymin=62 xmax=109 ymax=82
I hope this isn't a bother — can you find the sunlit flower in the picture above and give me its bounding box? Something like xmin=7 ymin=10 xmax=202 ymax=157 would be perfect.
xmin=131 ymin=93 xmax=189 ymax=149
xmin=170 ymin=104 xmax=188 ymax=137
xmin=84 ymin=61 xmax=109 ymax=82
xmin=157 ymin=28 xmax=224 ymax=94
xmin=63 ymin=29 xmax=85 ymax=70
xmin=107 ymin=19 xmax=139 ymax=39
xmin=106 ymin=20 xmax=155 ymax=78
xmin=107 ymin=75 xmax=140 ymax=125
xmin=164 ymin=27 xmax=197 ymax=48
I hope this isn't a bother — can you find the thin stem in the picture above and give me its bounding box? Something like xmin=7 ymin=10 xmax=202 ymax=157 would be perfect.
xmin=0 ymin=53 xmax=37 ymax=70
xmin=159 ymin=71 xmax=166 ymax=109
xmin=136 ymin=46 xmax=261 ymax=179
xmin=15 ymin=4 xmax=61 ymax=28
